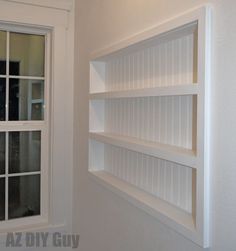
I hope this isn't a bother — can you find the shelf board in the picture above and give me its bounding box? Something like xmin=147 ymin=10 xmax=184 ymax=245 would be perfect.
xmin=89 ymin=132 xmax=197 ymax=168
xmin=89 ymin=84 xmax=199 ymax=100
xmin=89 ymin=170 xmax=196 ymax=240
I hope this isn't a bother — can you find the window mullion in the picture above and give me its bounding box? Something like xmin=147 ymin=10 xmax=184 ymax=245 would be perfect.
xmin=0 ymin=123 xmax=46 ymax=132
xmin=5 ymin=132 xmax=9 ymax=221
xmin=6 ymin=31 xmax=9 ymax=121
xmin=5 ymin=31 xmax=10 ymax=221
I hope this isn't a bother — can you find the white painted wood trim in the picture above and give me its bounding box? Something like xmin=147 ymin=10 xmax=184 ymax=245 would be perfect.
xmin=0 ymin=0 xmax=73 ymax=11
xmin=90 ymin=84 xmax=199 ymax=99
xmin=7 ymin=171 xmax=41 ymax=177
xmin=195 ymin=4 xmax=212 ymax=247
xmin=0 ymin=2 xmax=69 ymax=28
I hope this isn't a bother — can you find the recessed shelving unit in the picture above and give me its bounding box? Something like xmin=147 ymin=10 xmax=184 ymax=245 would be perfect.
xmin=89 ymin=5 xmax=211 ymax=247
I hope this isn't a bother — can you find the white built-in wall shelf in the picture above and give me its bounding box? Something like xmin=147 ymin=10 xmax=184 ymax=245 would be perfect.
xmin=89 ymin=84 xmax=199 ymax=99
xmin=89 ymin=5 xmax=211 ymax=247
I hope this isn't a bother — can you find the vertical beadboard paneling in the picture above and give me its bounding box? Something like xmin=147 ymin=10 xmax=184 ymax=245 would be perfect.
xmin=104 ymin=144 xmax=193 ymax=213
xmin=90 ymin=23 xmax=198 ymax=218
xmin=104 ymin=33 xmax=195 ymax=92
xmin=105 ymin=95 xmax=193 ymax=149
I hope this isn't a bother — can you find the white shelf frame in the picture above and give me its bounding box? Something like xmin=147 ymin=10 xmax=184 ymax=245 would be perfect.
xmin=90 ymin=84 xmax=199 ymax=99
xmin=88 ymin=5 xmax=211 ymax=248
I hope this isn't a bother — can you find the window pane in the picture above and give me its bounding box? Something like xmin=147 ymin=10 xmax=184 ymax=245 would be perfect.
xmin=10 ymin=32 xmax=45 ymax=77
xmin=0 ymin=178 xmax=5 ymax=221
xmin=0 ymin=31 xmax=6 ymax=75
xmin=9 ymin=175 xmax=40 ymax=219
xmin=9 ymin=79 xmax=44 ymax=121
xmin=31 ymin=103 xmax=44 ymax=120
xmin=9 ymin=131 xmax=41 ymax=174
xmin=0 ymin=78 xmax=6 ymax=121
xmin=0 ymin=133 xmax=5 ymax=175
xmin=9 ymin=61 xmax=20 ymax=76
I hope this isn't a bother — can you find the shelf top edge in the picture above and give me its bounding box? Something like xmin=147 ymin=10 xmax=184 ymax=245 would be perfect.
xmin=89 ymin=84 xmax=199 ymax=98
xmin=89 ymin=132 xmax=197 ymax=164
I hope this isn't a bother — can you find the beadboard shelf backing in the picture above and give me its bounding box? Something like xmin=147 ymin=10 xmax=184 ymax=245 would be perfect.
xmin=90 ymin=22 xmax=198 ymax=94
xmin=90 ymin=95 xmax=197 ymax=150
xmin=88 ymin=5 xmax=211 ymax=248
xmin=89 ymin=140 xmax=195 ymax=213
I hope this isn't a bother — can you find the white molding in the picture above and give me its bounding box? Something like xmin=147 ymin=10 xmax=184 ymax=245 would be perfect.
xmin=0 ymin=1 xmax=69 ymax=27
xmin=0 ymin=0 xmax=73 ymax=11
xmin=90 ymin=84 xmax=199 ymax=99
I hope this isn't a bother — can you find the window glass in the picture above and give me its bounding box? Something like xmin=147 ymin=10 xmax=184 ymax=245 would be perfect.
xmin=0 ymin=179 xmax=5 ymax=221
xmin=9 ymin=131 xmax=41 ymax=173
xmin=9 ymin=175 xmax=40 ymax=219
xmin=0 ymin=133 xmax=5 ymax=175
xmin=9 ymin=79 xmax=44 ymax=121
xmin=0 ymin=31 xmax=6 ymax=75
xmin=0 ymin=78 xmax=6 ymax=121
xmin=10 ymin=33 xmax=45 ymax=77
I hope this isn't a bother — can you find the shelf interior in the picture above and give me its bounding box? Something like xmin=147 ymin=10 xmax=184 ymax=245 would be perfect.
xmin=87 ymin=5 xmax=212 ymax=247
xmin=89 ymin=139 xmax=196 ymax=214
xmin=88 ymin=14 xmax=203 ymax=245
xmin=90 ymin=23 xmax=198 ymax=94
xmin=90 ymin=95 xmax=197 ymax=152
xmin=89 ymin=24 xmax=198 ymax=225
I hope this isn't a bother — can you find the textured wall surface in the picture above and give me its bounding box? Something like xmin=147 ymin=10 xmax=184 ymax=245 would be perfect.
xmin=74 ymin=0 xmax=236 ymax=250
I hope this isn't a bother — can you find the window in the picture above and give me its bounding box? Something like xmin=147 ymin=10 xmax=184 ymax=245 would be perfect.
xmin=0 ymin=28 xmax=49 ymax=223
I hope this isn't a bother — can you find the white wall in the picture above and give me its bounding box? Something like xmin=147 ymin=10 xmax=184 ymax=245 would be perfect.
xmin=74 ymin=0 xmax=236 ymax=250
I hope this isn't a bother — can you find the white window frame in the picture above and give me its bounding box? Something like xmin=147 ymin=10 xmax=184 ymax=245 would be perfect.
xmin=0 ymin=24 xmax=50 ymax=230
xmin=0 ymin=0 xmax=74 ymax=236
